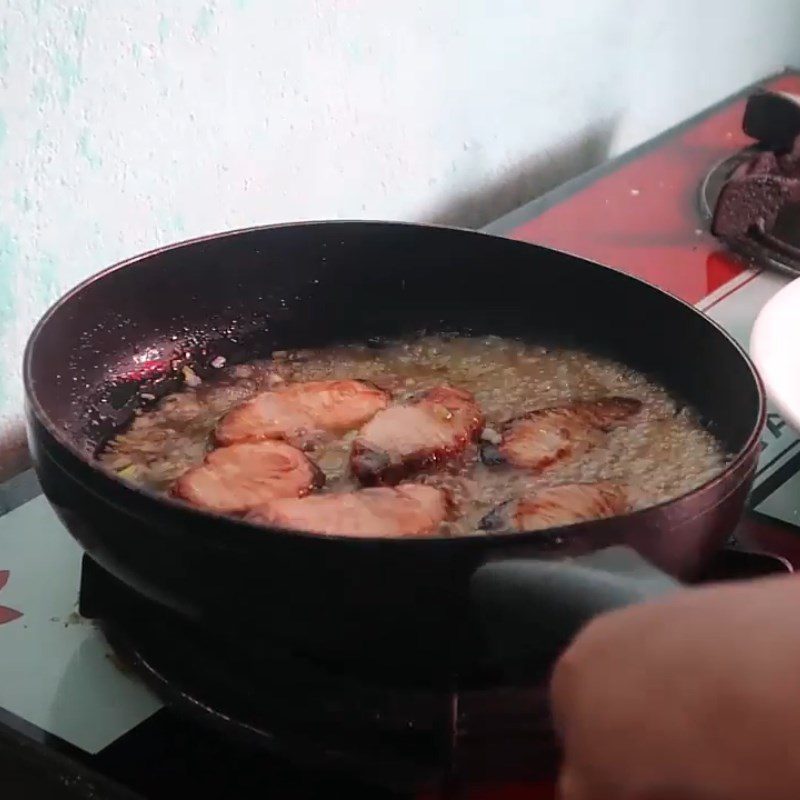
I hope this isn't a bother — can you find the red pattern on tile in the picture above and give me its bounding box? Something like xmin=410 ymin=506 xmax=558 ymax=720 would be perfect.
xmin=0 ymin=570 xmax=22 ymax=625
xmin=0 ymin=606 xmax=22 ymax=625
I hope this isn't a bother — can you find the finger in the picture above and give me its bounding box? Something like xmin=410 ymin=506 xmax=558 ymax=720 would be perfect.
xmin=549 ymin=649 xmax=578 ymax=740
xmin=558 ymin=768 xmax=591 ymax=800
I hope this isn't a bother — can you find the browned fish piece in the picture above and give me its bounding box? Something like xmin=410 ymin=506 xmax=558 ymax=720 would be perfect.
xmin=247 ymin=484 xmax=449 ymax=538
xmin=172 ymin=440 xmax=324 ymax=514
xmin=480 ymin=397 xmax=641 ymax=472
xmin=479 ymin=482 xmax=642 ymax=533
xmin=215 ymin=379 xmax=390 ymax=448
xmin=351 ymin=385 xmax=485 ymax=486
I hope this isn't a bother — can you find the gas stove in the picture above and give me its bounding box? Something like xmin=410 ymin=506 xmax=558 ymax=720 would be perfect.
xmin=4 ymin=69 xmax=800 ymax=800
xmin=80 ymin=553 xmax=560 ymax=796
xmin=82 ymin=545 xmax=794 ymax=794
xmin=700 ymin=147 xmax=800 ymax=277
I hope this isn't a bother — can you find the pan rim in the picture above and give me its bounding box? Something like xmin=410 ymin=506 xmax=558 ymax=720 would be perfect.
xmin=23 ymin=219 xmax=767 ymax=546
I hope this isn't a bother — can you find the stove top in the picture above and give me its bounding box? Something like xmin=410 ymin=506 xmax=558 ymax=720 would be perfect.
xmin=81 ymin=555 xmax=454 ymax=794
xmin=4 ymin=69 xmax=800 ymax=800
xmin=86 ymin=546 xmax=793 ymax=793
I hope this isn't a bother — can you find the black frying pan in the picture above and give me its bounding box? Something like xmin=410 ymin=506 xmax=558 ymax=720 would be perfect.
xmin=23 ymin=222 xmax=764 ymax=683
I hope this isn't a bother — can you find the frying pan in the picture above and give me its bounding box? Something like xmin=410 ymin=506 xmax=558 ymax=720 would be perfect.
xmin=23 ymin=222 xmax=764 ymax=683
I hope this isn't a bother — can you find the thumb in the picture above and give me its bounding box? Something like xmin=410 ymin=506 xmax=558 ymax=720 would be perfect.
xmin=558 ymin=769 xmax=591 ymax=800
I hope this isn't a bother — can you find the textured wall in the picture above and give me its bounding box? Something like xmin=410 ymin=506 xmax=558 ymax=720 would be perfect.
xmin=1 ymin=0 xmax=800 ymax=474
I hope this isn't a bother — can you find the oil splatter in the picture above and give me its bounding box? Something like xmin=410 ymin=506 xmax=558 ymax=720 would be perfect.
xmin=131 ymin=41 xmax=142 ymax=66
xmin=77 ymin=128 xmax=101 ymax=169
xmin=0 ymin=113 xmax=6 ymax=151
xmin=193 ymin=5 xmax=215 ymax=39
xmin=105 ymin=651 xmax=134 ymax=675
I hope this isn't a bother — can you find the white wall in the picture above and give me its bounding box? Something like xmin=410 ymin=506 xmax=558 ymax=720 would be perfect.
xmin=1 ymin=0 xmax=799 ymax=474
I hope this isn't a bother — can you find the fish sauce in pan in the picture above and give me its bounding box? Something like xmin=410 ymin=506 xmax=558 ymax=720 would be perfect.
xmin=100 ymin=336 xmax=729 ymax=537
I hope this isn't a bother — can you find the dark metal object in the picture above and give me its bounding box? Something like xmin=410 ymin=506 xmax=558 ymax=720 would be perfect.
xmin=79 ymin=555 xmax=450 ymax=793
xmin=76 ymin=545 xmax=790 ymax=790
xmin=0 ymin=722 xmax=142 ymax=800
xmin=743 ymin=90 xmax=800 ymax=152
xmin=699 ymin=148 xmax=800 ymax=276
xmin=472 ymin=547 xmax=680 ymax=680
xmin=24 ymin=221 xmax=765 ymax=681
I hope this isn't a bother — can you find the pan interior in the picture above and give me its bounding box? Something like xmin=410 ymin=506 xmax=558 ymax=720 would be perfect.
xmin=25 ymin=223 xmax=761 ymax=463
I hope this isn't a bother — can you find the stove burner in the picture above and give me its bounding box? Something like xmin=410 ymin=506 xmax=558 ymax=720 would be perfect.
xmin=79 ymin=557 xmax=555 ymax=793
xmin=78 ymin=546 xmax=790 ymax=794
xmin=699 ymin=147 xmax=800 ymax=276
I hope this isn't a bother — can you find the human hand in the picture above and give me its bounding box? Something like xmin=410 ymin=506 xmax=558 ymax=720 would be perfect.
xmin=551 ymin=575 xmax=800 ymax=800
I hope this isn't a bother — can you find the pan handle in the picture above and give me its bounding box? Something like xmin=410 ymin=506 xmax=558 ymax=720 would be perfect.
xmin=471 ymin=546 xmax=680 ymax=680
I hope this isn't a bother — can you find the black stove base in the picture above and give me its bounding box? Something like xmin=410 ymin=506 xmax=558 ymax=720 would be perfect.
xmin=78 ymin=544 xmax=791 ymax=795
xmin=80 ymin=555 xmax=455 ymax=793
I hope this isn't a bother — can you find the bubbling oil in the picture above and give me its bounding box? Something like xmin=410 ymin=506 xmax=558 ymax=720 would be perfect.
xmin=101 ymin=336 xmax=728 ymax=535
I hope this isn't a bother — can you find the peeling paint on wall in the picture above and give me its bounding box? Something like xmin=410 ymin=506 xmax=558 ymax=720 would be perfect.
xmin=157 ymin=15 xmax=170 ymax=45
xmin=0 ymin=226 xmax=17 ymax=407
xmin=193 ymin=5 xmax=215 ymax=40
xmin=0 ymin=25 xmax=9 ymax=74
xmin=76 ymin=128 xmax=101 ymax=169
xmin=53 ymin=50 xmax=82 ymax=106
